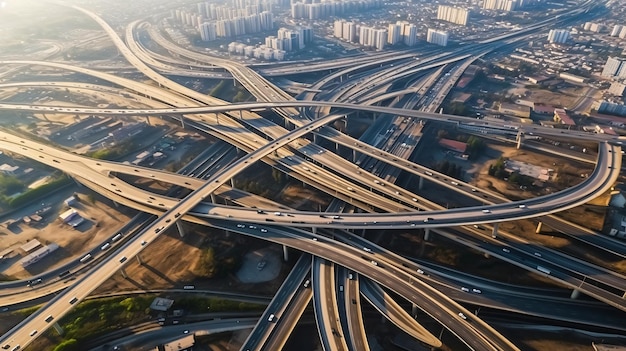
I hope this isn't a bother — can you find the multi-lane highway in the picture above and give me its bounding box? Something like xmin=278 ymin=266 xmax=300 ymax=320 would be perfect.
xmin=0 ymin=0 xmax=621 ymax=350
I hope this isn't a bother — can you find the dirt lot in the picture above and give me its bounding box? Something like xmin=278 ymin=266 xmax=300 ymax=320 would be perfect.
xmin=507 ymin=84 xmax=594 ymax=109
xmin=0 ymin=189 xmax=131 ymax=280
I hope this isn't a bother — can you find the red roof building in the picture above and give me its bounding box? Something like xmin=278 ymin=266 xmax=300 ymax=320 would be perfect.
xmin=439 ymin=138 xmax=467 ymax=153
xmin=553 ymin=108 xmax=575 ymax=126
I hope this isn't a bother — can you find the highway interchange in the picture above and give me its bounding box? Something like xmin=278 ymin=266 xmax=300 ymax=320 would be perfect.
xmin=1 ymin=0 xmax=625 ymax=350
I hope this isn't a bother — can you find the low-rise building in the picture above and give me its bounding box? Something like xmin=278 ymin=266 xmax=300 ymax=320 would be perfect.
xmin=499 ymin=102 xmax=531 ymax=118
xmin=553 ymin=108 xmax=575 ymax=126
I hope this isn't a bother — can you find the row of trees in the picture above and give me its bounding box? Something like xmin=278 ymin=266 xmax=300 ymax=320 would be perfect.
xmin=435 ymin=160 xmax=463 ymax=178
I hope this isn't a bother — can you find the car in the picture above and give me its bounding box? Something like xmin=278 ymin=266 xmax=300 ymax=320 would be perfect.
xmin=45 ymin=315 xmax=54 ymax=323
xmin=256 ymin=210 xmax=265 ymax=214
xmin=348 ymin=273 xmax=354 ymax=280
xmin=27 ymin=278 xmax=43 ymax=287
xmin=268 ymin=314 xmax=276 ymax=322
xmin=303 ymin=279 xmax=310 ymax=288
xmin=417 ymin=269 xmax=424 ymax=274
xmin=461 ymin=287 xmax=470 ymax=292
xmin=260 ymin=228 xmax=268 ymax=233
xmin=482 ymin=209 xmax=491 ymax=213
xmin=424 ymin=217 xmax=434 ymax=223
xmin=363 ymin=247 xmax=372 ymax=252
xmin=248 ymin=225 xmax=257 ymax=229
xmin=1 ymin=307 xmax=8 ymax=312
xmin=471 ymin=188 xmax=477 ymax=192
xmin=183 ymin=330 xmax=189 ymax=334
xmin=312 ymin=237 xmax=318 ymax=241
xmin=518 ymin=204 xmax=527 ymax=209
xmin=472 ymin=288 xmax=482 ymax=294
xmin=236 ymin=224 xmax=245 ymax=228
xmin=458 ymin=312 xmax=467 ymax=320
xmin=29 ymin=330 xmax=37 ymax=336
xmin=119 ymin=256 xmax=127 ymax=263
xmin=502 ymin=248 xmax=511 ymax=253
xmin=141 ymin=240 xmax=147 ymax=246
xmin=69 ymin=297 xmax=78 ymax=304
xmin=534 ymin=252 xmax=542 ymax=257
xmin=371 ymin=260 xmax=378 ymax=266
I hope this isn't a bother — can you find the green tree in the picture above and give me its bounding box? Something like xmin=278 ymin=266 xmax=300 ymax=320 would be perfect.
xmin=53 ymin=339 xmax=79 ymax=351
xmin=199 ymin=247 xmax=218 ymax=278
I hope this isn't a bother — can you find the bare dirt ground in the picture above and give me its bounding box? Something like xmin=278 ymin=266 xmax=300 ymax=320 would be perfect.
xmin=0 ymin=189 xmax=131 ymax=280
xmin=507 ymin=85 xmax=582 ymax=108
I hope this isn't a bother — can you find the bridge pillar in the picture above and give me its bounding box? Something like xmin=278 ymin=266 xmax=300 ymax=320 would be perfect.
xmin=411 ymin=303 xmax=419 ymax=318
xmin=283 ymin=245 xmax=289 ymax=262
xmin=535 ymin=221 xmax=543 ymax=234
xmin=145 ymin=116 xmax=151 ymax=125
xmin=313 ymin=133 xmax=318 ymax=144
xmin=312 ymin=226 xmax=317 ymax=234
xmin=112 ymin=201 xmax=119 ymax=208
xmin=353 ymin=149 xmax=356 ymax=162
xmin=136 ymin=254 xmax=144 ymax=265
xmin=239 ymin=110 xmax=243 ymax=119
xmin=230 ymin=178 xmax=235 ymax=188
xmin=418 ymin=176 xmax=425 ymax=190
xmin=176 ymin=221 xmax=185 ymax=238
xmin=120 ymin=268 xmax=128 ymax=279
xmin=423 ymin=228 xmax=430 ymax=241
xmin=516 ymin=132 xmax=522 ymax=149
xmin=570 ymin=289 xmax=580 ymax=299
xmin=52 ymin=322 xmax=65 ymax=336
xmin=491 ymin=223 xmax=499 ymax=238
xmin=180 ymin=115 xmax=185 ymax=129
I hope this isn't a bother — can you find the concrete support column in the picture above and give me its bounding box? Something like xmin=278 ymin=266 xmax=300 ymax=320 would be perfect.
xmin=516 ymin=132 xmax=522 ymax=150
xmin=176 ymin=221 xmax=185 ymax=238
xmin=230 ymin=178 xmax=235 ymax=188
xmin=335 ymin=142 xmax=339 ymax=152
xmin=52 ymin=322 xmax=65 ymax=336
xmin=312 ymin=227 xmax=317 ymax=234
xmin=536 ymin=221 xmax=543 ymax=234
xmin=136 ymin=254 xmax=144 ymax=265
xmin=491 ymin=223 xmax=499 ymax=238
xmin=571 ymin=289 xmax=580 ymax=299
xmin=313 ymin=133 xmax=318 ymax=144
xmin=180 ymin=115 xmax=185 ymax=129
xmin=210 ymin=193 xmax=217 ymax=204
xmin=418 ymin=176 xmax=425 ymax=190
xmin=145 ymin=116 xmax=151 ymax=125
xmin=283 ymin=245 xmax=289 ymax=262
xmin=120 ymin=268 xmax=128 ymax=279
xmin=424 ymin=228 xmax=430 ymax=241
xmin=239 ymin=110 xmax=243 ymax=119
xmin=412 ymin=303 xmax=419 ymax=318
xmin=622 ymin=291 xmax=626 ymax=299
xmin=353 ymin=149 xmax=356 ymax=162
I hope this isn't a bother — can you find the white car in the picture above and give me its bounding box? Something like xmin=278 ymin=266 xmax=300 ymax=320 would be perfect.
xmin=461 ymin=287 xmax=470 ymax=292
xmin=472 ymin=288 xmax=482 ymax=294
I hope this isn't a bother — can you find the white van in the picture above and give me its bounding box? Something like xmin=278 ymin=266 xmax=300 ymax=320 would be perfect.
xmin=79 ymin=254 xmax=92 ymax=263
